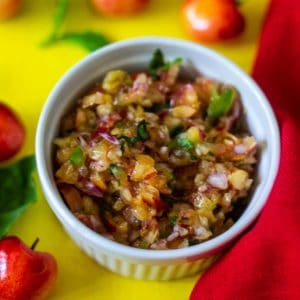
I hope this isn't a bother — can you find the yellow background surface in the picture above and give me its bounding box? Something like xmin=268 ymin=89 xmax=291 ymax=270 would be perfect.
xmin=0 ymin=0 xmax=269 ymax=299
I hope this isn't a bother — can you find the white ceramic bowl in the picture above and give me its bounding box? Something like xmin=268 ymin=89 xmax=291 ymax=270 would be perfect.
xmin=36 ymin=37 xmax=280 ymax=280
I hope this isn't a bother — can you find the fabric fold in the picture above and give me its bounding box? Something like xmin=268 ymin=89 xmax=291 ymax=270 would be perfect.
xmin=190 ymin=0 xmax=300 ymax=299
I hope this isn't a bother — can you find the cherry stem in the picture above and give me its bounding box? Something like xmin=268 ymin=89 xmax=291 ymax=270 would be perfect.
xmin=31 ymin=238 xmax=40 ymax=250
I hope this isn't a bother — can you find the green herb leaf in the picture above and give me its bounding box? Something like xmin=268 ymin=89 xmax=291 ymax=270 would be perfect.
xmin=148 ymin=49 xmax=165 ymax=78
xmin=42 ymin=0 xmax=69 ymax=46
xmin=53 ymin=31 xmax=110 ymax=52
xmin=41 ymin=0 xmax=110 ymax=52
xmin=160 ymin=57 xmax=183 ymax=71
xmin=190 ymin=153 xmax=198 ymax=161
xmin=137 ymin=120 xmax=149 ymax=142
xmin=0 ymin=155 xmax=37 ymax=238
xmin=169 ymin=215 xmax=177 ymax=226
xmin=99 ymin=200 xmax=113 ymax=215
xmin=207 ymin=89 xmax=234 ymax=119
xmin=70 ymin=146 xmax=84 ymax=166
xmin=108 ymin=164 xmax=127 ymax=183
xmin=148 ymin=49 xmax=183 ymax=78
xmin=119 ymin=138 xmax=126 ymax=152
xmin=176 ymin=133 xmax=194 ymax=151
xmin=188 ymin=239 xmax=200 ymax=246
xmin=108 ymin=164 xmax=120 ymax=177
xmin=53 ymin=0 xmax=68 ymax=35
xmin=146 ymin=102 xmax=170 ymax=113
xmin=120 ymin=136 xmax=139 ymax=146
xmin=119 ymin=121 xmax=149 ymax=146
xmin=170 ymin=124 xmax=184 ymax=138
xmin=161 ymin=195 xmax=174 ymax=206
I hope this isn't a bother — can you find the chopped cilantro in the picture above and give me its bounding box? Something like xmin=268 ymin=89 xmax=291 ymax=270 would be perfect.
xmin=119 ymin=138 xmax=126 ymax=152
xmin=207 ymin=89 xmax=235 ymax=119
xmin=148 ymin=49 xmax=165 ymax=78
xmin=161 ymin=195 xmax=174 ymax=206
xmin=160 ymin=57 xmax=183 ymax=71
xmin=170 ymin=124 xmax=184 ymax=138
xmin=70 ymin=146 xmax=84 ymax=166
xmin=146 ymin=102 xmax=170 ymax=113
xmin=137 ymin=120 xmax=149 ymax=142
xmin=169 ymin=215 xmax=178 ymax=226
xmin=108 ymin=164 xmax=126 ymax=182
xmin=119 ymin=121 xmax=149 ymax=146
xmin=176 ymin=134 xmax=194 ymax=151
xmin=188 ymin=239 xmax=200 ymax=246
xmin=148 ymin=49 xmax=183 ymax=79
xmin=108 ymin=164 xmax=119 ymax=176
xmin=120 ymin=136 xmax=139 ymax=146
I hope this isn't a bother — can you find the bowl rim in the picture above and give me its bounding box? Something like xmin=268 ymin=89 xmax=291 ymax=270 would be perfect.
xmin=35 ymin=36 xmax=280 ymax=261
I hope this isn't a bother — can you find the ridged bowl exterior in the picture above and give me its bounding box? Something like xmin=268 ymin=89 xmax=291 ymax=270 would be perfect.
xmin=63 ymin=224 xmax=218 ymax=280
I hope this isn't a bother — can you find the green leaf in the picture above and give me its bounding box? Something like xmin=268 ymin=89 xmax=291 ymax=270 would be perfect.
xmin=53 ymin=31 xmax=110 ymax=52
xmin=42 ymin=0 xmax=69 ymax=46
xmin=188 ymin=239 xmax=200 ymax=246
xmin=207 ymin=89 xmax=234 ymax=119
xmin=41 ymin=0 xmax=110 ymax=52
xmin=119 ymin=138 xmax=126 ymax=152
xmin=170 ymin=124 xmax=184 ymax=138
xmin=0 ymin=155 xmax=37 ymax=238
xmin=161 ymin=195 xmax=174 ymax=205
xmin=148 ymin=49 xmax=183 ymax=78
xmin=148 ymin=49 xmax=165 ymax=78
xmin=108 ymin=164 xmax=120 ymax=177
xmin=146 ymin=102 xmax=170 ymax=113
xmin=169 ymin=215 xmax=177 ymax=226
xmin=108 ymin=164 xmax=126 ymax=183
xmin=119 ymin=121 xmax=149 ymax=146
xmin=176 ymin=133 xmax=194 ymax=151
xmin=70 ymin=146 xmax=84 ymax=166
xmin=120 ymin=136 xmax=139 ymax=146
xmin=137 ymin=120 xmax=149 ymax=142
xmin=53 ymin=0 xmax=69 ymax=35
xmin=160 ymin=57 xmax=183 ymax=71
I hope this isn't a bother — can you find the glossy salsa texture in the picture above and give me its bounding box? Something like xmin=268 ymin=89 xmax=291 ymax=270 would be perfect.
xmin=53 ymin=50 xmax=257 ymax=249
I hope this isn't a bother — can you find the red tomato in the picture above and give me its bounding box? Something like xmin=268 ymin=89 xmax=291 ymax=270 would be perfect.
xmin=0 ymin=103 xmax=25 ymax=161
xmin=0 ymin=0 xmax=21 ymax=20
xmin=181 ymin=0 xmax=245 ymax=42
xmin=91 ymin=0 xmax=150 ymax=17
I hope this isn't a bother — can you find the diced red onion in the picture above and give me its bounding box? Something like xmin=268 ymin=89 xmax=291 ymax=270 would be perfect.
xmin=93 ymin=128 xmax=119 ymax=145
xmin=198 ymin=184 xmax=208 ymax=193
xmin=194 ymin=226 xmax=206 ymax=237
xmin=123 ymin=207 xmax=141 ymax=228
xmin=207 ymin=173 xmax=228 ymax=190
xmin=174 ymin=224 xmax=189 ymax=237
xmin=133 ymin=82 xmax=148 ymax=92
xmin=167 ymin=232 xmax=179 ymax=242
xmin=99 ymin=132 xmax=119 ymax=144
xmin=234 ymin=144 xmax=247 ymax=154
xmin=150 ymin=239 xmax=167 ymax=249
xmin=78 ymin=135 xmax=87 ymax=147
xmin=83 ymin=181 xmax=103 ymax=198
xmin=223 ymin=99 xmax=242 ymax=131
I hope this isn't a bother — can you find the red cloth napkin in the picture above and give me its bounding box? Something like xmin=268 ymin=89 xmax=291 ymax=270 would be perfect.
xmin=190 ymin=0 xmax=300 ymax=299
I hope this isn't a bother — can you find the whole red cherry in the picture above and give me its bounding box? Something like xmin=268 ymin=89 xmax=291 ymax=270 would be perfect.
xmin=181 ymin=0 xmax=245 ymax=42
xmin=91 ymin=0 xmax=150 ymax=17
xmin=0 ymin=102 xmax=25 ymax=162
xmin=0 ymin=236 xmax=58 ymax=300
